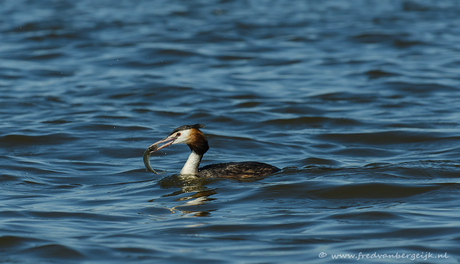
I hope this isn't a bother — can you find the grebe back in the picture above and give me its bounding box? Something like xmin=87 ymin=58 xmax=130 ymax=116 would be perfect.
xmin=145 ymin=124 xmax=279 ymax=179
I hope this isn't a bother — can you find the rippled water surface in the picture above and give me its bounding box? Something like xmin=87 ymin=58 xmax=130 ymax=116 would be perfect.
xmin=1 ymin=0 xmax=460 ymax=263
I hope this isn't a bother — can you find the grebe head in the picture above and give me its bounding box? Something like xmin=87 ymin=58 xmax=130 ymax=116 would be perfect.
xmin=148 ymin=124 xmax=209 ymax=155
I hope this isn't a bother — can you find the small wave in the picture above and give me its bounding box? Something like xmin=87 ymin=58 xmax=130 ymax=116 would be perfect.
xmin=316 ymin=130 xmax=459 ymax=146
xmin=0 ymin=235 xmax=45 ymax=248
xmin=364 ymin=69 xmax=399 ymax=79
xmin=311 ymin=182 xmax=440 ymax=199
xmin=263 ymin=116 xmax=362 ymax=128
xmin=0 ymin=133 xmax=77 ymax=148
xmin=21 ymin=244 xmax=84 ymax=260
xmin=328 ymin=211 xmax=405 ymax=221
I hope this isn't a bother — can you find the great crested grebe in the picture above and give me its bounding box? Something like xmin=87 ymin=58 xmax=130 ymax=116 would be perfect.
xmin=144 ymin=124 xmax=279 ymax=178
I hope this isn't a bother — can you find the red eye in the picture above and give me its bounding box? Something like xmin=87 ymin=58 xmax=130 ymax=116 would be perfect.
xmin=177 ymin=132 xmax=181 ymax=136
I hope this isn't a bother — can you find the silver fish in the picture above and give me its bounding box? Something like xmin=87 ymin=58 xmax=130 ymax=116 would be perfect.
xmin=143 ymin=143 xmax=165 ymax=174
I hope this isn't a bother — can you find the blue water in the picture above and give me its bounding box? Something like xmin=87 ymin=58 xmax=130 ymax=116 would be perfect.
xmin=1 ymin=0 xmax=460 ymax=263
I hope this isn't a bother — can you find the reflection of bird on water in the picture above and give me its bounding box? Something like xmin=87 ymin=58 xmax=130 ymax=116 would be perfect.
xmin=145 ymin=124 xmax=279 ymax=179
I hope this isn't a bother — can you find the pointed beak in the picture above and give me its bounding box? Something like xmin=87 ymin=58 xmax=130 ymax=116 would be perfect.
xmin=147 ymin=136 xmax=177 ymax=154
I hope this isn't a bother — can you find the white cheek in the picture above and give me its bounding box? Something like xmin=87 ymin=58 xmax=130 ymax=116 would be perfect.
xmin=174 ymin=130 xmax=190 ymax=144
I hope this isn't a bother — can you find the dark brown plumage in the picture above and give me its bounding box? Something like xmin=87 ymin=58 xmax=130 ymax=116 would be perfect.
xmin=199 ymin=161 xmax=280 ymax=179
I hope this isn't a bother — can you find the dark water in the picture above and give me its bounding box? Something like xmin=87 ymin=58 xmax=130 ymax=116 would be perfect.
xmin=1 ymin=0 xmax=460 ymax=263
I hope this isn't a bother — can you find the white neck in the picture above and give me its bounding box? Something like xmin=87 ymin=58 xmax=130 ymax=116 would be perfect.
xmin=180 ymin=150 xmax=202 ymax=176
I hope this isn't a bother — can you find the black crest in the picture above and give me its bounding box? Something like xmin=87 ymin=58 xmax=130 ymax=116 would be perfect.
xmin=169 ymin=124 xmax=205 ymax=135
